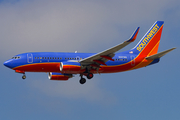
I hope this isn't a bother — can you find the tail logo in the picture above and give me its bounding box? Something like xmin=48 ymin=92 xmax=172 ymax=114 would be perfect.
xmin=137 ymin=24 xmax=160 ymax=52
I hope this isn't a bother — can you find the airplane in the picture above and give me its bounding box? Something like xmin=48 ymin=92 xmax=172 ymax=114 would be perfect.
xmin=3 ymin=21 xmax=176 ymax=84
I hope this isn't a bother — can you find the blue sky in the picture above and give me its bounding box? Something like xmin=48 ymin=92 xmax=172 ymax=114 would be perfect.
xmin=0 ymin=0 xmax=180 ymax=120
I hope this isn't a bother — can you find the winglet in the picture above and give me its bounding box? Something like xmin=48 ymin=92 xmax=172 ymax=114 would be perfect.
xmin=127 ymin=27 xmax=140 ymax=42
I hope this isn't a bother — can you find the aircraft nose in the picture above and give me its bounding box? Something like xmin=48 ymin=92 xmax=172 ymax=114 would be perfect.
xmin=3 ymin=60 xmax=13 ymax=69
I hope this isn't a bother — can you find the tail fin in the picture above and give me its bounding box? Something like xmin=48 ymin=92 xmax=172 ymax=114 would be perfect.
xmin=132 ymin=21 xmax=164 ymax=56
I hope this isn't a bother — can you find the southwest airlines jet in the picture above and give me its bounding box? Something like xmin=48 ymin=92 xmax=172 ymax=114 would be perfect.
xmin=4 ymin=21 xmax=176 ymax=84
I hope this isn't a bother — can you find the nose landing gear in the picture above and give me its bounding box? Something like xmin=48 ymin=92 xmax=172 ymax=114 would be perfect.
xmin=22 ymin=74 xmax=26 ymax=79
xmin=15 ymin=70 xmax=26 ymax=80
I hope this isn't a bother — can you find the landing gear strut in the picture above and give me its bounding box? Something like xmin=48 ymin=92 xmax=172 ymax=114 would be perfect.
xmin=84 ymin=68 xmax=94 ymax=80
xmin=22 ymin=74 xmax=26 ymax=79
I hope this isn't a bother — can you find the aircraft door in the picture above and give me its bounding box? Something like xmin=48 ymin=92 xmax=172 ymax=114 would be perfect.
xmin=131 ymin=56 xmax=135 ymax=66
xmin=27 ymin=53 xmax=33 ymax=63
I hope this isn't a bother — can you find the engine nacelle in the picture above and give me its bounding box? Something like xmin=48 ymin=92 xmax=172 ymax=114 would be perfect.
xmin=60 ymin=62 xmax=81 ymax=73
xmin=48 ymin=72 xmax=72 ymax=81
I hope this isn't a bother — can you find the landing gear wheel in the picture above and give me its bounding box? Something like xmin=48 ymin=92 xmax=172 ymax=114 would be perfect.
xmin=87 ymin=73 xmax=93 ymax=79
xmin=79 ymin=78 xmax=86 ymax=84
xmin=22 ymin=75 xmax=26 ymax=79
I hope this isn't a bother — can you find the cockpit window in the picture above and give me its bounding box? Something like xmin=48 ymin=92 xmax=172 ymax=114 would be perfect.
xmin=12 ymin=56 xmax=21 ymax=59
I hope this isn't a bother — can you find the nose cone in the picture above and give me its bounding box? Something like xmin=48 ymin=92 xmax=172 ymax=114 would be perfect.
xmin=3 ymin=60 xmax=13 ymax=69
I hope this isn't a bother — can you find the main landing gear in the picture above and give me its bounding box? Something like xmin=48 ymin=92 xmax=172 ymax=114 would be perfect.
xmin=79 ymin=77 xmax=86 ymax=84
xmin=87 ymin=73 xmax=93 ymax=79
xmin=79 ymin=73 xmax=94 ymax=84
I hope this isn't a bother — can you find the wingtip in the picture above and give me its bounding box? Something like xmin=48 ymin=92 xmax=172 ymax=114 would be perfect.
xmin=127 ymin=27 xmax=140 ymax=42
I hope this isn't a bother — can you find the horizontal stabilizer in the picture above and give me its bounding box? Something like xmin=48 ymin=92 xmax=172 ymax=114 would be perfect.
xmin=146 ymin=47 xmax=176 ymax=60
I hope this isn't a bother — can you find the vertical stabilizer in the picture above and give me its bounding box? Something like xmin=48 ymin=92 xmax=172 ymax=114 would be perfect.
xmin=132 ymin=21 xmax=164 ymax=56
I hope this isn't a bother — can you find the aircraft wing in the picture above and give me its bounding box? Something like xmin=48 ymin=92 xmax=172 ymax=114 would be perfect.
xmin=80 ymin=27 xmax=140 ymax=66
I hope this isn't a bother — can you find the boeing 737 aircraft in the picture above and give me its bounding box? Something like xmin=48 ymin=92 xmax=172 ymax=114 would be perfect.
xmin=4 ymin=21 xmax=176 ymax=84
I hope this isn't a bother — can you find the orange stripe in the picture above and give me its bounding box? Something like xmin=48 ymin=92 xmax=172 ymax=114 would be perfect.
xmin=148 ymin=41 xmax=160 ymax=56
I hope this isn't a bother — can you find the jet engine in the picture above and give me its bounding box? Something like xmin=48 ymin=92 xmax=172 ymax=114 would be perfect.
xmin=59 ymin=62 xmax=81 ymax=73
xmin=48 ymin=72 xmax=72 ymax=80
